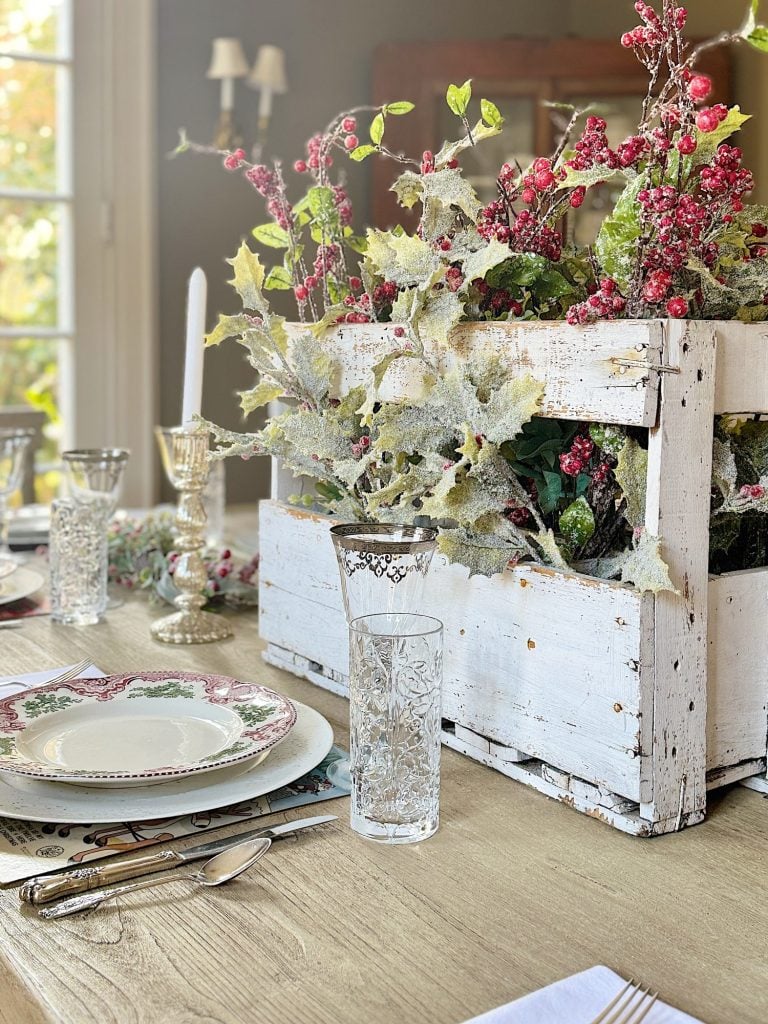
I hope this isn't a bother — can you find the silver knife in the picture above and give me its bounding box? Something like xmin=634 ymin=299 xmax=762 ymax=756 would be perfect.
xmin=19 ymin=814 xmax=337 ymax=906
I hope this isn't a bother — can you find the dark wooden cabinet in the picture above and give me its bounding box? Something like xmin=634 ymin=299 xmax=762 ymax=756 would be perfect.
xmin=372 ymin=37 xmax=730 ymax=230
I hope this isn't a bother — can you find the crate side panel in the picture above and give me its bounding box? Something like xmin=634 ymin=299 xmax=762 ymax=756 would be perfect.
xmin=286 ymin=320 xmax=662 ymax=427
xmin=259 ymin=502 xmax=644 ymax=802
xmin=707 ymin=569 xmax=768 ymax=771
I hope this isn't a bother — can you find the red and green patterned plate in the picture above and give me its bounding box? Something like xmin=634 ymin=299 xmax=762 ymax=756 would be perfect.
xmin=0 ymin=671 xmax=297 ymax=787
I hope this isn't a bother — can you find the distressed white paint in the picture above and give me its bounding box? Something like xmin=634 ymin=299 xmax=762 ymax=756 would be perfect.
xmin=286 ymin=319 xmax=663 ymax=427
xmin=640 ymin=321 xmax=716 ymax=826
xmin=714 ymin=321 xmax=768 ymax=415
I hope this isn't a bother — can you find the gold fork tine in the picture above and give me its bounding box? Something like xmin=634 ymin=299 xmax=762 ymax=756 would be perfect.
xmin=589 ymin=980 xmax=638 ymax=1024
xmin=44 ymin=659 xmax=92 ymax=686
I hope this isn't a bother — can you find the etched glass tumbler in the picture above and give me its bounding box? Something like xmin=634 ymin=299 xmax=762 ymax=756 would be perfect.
xmin=50 ymin=499 xmax=108 ymax=626
xmin=330 ymin=524 xmax=438 ymax=620
xmin=349 ymin=612 xmax=443 ymax=843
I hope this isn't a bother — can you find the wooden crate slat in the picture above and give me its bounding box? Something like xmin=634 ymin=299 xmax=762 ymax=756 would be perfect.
xmin=714 ymin=321 xmax=768 ymax=414
xmin=640 ymin=321 xmax=717 ymax=825
xmin=707 ymin=568 xmax=768 ymax=771
xmin=286 ymin=320 xmax=663 ymax=427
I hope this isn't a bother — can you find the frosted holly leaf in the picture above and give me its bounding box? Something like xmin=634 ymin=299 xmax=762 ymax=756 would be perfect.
xmin=559 ymin=496 xmax=595 ymax=550
xmin=204 ymin=421 xmax=262 ymax=461
xmin=687 ymin=258 xmax=741 ymax=319
xmin=227 ymin=242 xmax=267 ymax=312
xmin=460 ymin=239 xmax=511 ymax=285
xmin=391 ymin=286 xmax=419 ymax=324
xmin=589 ymin=423 xmax=626 ymax=458
xmin=725 ymin=257 xmax=768 ymax=305
xmin=438 ymin=527 xmax=521 ymax=578
xmin=694 ymin=106 xmax=751 ymax=166
xmin=712 ymin=437 xmax=738 ymax=498
xmin=333 ymin=452 xmax=376 ymax=490
xmin=281 ymin=411 xmax=352 ymax=466
xmin=417 ymin=288 xmax=464 ymax=346
xmin=615 ymin=436 xmax=648 ymax=529
xmin=481 ymin=375 xmax=545 ymax=445
xmin=290 ymin=334 xmax=334 ymax=406
xmin=391 ymin=171 xmax=423 ymax=209
xmin=424 ymin=444 xmax=515 ymax=527
xmin=364 ymin=230 xmax=441 ymax=287
xmin=619 ymin=531 xmax=678 ymax=595
xmin=420 ymin=167 xmax=482 ymax=222
xmin=239 ymin=381 xmax=284 ymax=416
xmin=364 ymin=453 xmax=443 ymax=516
xmin=205 ymin=313 xmax=252 ymax=348
xmin=595 ymin=172 xmax=646 ymax=291
xmin=574 ymin=554 xmax=625 ymax=581
xmin=559 ymin=164 xmax=621 ymax=191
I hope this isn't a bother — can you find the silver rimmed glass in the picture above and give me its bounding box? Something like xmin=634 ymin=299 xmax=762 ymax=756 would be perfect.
xmin=62 ymin=448 xmax=130 ymax=519
xmin=0 ymin=427 xmax=35 ymax=565
xmin=330 ymin=524 xmax=438 ymax=620
xmin=329 ymin=523 xmax=439 ymax=804
xmin=349 ymin=612 xmax=443 ymax=843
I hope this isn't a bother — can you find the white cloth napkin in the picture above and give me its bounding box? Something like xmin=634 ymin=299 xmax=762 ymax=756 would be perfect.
xmin=463 ymin=966 xmax=704 ymax=1024
xmin=0 ymin=663 xmax=104 ymax=702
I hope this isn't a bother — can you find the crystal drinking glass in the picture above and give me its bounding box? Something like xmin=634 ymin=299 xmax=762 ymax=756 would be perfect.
xmin=0 ymin=427 xmax=35 ymax=566
xmin=349 ymin=612 xmax=443 ymax=843
xmin=62 ymin=448 xmax=130 ymax=610
xmin=50 ymin=498 xmax=108 ymax=625
xmin=329 ymin=524 xmax=439 ymax=808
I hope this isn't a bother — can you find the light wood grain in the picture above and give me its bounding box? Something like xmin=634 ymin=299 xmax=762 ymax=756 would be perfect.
xmin=1 ymin=587 xmax=768 ymax=1024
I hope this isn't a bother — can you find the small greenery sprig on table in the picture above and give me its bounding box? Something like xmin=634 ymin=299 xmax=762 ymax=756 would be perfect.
xmin=107 ymin=513 xmax=259 ymax=608
xmin=189 ymin=1 xmax=768 ymax=587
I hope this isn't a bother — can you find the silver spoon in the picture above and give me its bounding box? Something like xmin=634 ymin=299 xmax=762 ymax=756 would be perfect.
xmin=39 ymin=836 xmax=272 ymax=919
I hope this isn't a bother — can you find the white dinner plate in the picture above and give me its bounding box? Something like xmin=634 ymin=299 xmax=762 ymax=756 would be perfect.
xmin=0 ymin=700 xmax=333 ymax=823
xmin=0 ymin=558 xmax=17 ymax=583
xmin=0 ymin=567 xmax=45 ymax=607
xmin=8 ymin=504 xmax=50 ymax=546
xmin=0 ymin=670 xmax=297 ymax=786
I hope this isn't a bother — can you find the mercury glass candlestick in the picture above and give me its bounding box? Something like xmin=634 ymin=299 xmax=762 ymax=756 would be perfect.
xmin=152 ymin=427 xmax=232 ymax=644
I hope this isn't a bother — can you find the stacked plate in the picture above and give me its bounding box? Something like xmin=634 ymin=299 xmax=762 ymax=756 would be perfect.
xmin=0 ymin=554 xmax=45 ymax=609
xmin=0 ymin=670 xmax=334 ymax=823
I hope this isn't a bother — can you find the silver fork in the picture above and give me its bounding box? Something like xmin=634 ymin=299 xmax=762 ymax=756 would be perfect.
xmin=589 ymin=980 xmax=659 ymax=1024
xmin=6 ymin=658 xmax=93 ymax=690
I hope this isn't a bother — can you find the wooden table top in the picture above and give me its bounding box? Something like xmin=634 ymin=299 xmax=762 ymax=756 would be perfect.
xmin=1 ymin=597 xmax=767 ymax=1024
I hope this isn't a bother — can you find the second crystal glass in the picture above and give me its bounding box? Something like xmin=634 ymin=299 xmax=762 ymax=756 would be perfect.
xmin=50 ymin=499 xmax=108 ymax=625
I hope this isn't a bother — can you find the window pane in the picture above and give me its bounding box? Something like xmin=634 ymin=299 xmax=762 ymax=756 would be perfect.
xmin=0 ymin=57 xmax=59 ymax=190
xmin=0 ymin=0 xmax=67 ymax=56
xmin=438 ymin=96 xmax=536 ymax=206
xmin=0 ymin=198 xmax=60 ymax=327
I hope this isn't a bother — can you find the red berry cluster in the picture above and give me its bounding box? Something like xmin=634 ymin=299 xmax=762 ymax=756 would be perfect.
xmin=740 ymin=484 xmax=767 ymax=500
xmin=472 ymin=278 xmax=524 ymax=318
xmin=444 ymin=266 xmax=464 ymax=292
xmin=351 ymin=434 xmax=371 ymax=460
xmin=621 ymin=1 xmax=686 ymax=52
xmin=695 ymin=104 xmax=729 ymax=134
xmin=504 ymin=502 xmax=531 ymax=527
xmin=567 ymin=278 xmax=626 ymax=325
xmin=245 ymin=164 xmax=293 ymax=231
xmin=567 ymin=117 xmax=619 ymax=173
xmin=223 ymin=148 xmax=246 ymax=171
xmin=700 ymin=145 xmax=753 ymax=206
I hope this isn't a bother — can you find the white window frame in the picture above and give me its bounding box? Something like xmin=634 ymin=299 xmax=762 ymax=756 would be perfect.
xmin=72 ymin=0 xmax=157 ymax=505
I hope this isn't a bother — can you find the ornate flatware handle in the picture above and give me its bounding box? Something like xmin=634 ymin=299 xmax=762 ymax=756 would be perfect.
xmin=19 ymin=849 xmax=181 ymax=905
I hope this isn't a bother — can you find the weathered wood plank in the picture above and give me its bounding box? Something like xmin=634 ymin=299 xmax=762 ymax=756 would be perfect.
xmin=286 ymin=320 xmax=663 ymax=427
xmin=714 ymin=321 xmax=768 ymax=414
xmin=640 ymin=321 xmax=717 ymax=826
xmin=707 ymin=568 xmax=768 ymax=771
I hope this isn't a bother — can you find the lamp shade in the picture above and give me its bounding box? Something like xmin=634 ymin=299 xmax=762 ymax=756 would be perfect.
xmin=248 ymin=45 xmax=287 ymax=93
xmin=207 ymin=38 xmax=249 ymax=79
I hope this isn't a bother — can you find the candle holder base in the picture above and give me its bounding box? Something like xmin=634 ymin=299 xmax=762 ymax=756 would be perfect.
xmin=151 ymin=608 xmax=233 ymax=645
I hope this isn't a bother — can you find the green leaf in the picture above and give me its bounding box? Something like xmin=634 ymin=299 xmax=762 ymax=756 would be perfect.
xmin=480 ymin=98 xmax=503 ymax=129
xmin=589 ymin=423 xmax=626 ymax=458
xmin=346 ymin=234 xmax=368 ymax=255
xmin=384 ymin=101 xmax=415 ymax=115
xmin=747 ymin=26 xmax=768 ymax=51
xmin=307 ymin=185 xmax=336 ymax=219
xmin=741 ymin=0 xmax=760 ymax=36
xmin=694 ymin=106 xmax=751 ymax=165
xmin=438 ymin=527 xmax=520 ymax=578
xmin=369 ymin=113 xmax=385 ymax=146
xmin=264 ymin=266 xmax=293 ymax=290
xmin=239 ymin=381 xmax=284 ymax=416
xmin=461 ymin=240 xmax=512 ymax=284
xmin=251 ymin=223 xmax=290 ymax=248
xmin=559 ymin=164 xmax=621 ymax=191
xmin=594 ymin=172 xmax=646 ymax=291
xmin=349 ymin=144 xmax=378 ymax=162
xmin=227 ymin=242 xmax=266 ymax=310
xmin=446 ymin=80 xmax=472 ymax=117
xmin=539 ymin=469 xmax=564 ymax=516
xmin=559 ymin=496 xmax=595 ymax=550
xmin=205 ymin=313 xmax=251 ymax=347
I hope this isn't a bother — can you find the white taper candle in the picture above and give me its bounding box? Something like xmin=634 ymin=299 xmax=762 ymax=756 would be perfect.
xmin=181 ymin=267 xmax=207 ymax=430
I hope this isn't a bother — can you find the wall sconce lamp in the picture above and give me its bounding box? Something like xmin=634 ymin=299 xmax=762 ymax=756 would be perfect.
xmin=249 ymin=45 xmax=288 ymax=154
xmin=206 ymin=37 xmax=249 ymax=149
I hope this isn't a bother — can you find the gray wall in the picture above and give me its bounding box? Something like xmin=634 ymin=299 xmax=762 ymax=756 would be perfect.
xmin=157 ymin=0 xmax=766 ymax=503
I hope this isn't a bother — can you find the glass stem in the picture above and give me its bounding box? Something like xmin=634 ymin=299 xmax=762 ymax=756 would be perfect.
xmin=0 ymin=493 xmax=10 ymax=557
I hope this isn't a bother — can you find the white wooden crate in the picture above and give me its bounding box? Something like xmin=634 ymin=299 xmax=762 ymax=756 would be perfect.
xmin=259 ymin=319 xmax=768 ymax=836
